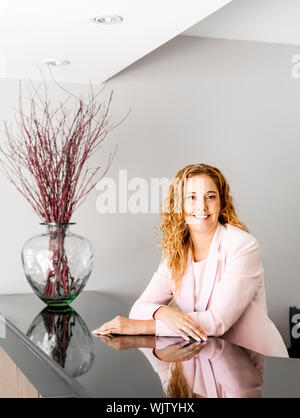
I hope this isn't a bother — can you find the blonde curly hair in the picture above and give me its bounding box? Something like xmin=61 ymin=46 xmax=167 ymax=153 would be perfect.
xmin=164 ymin=362 xmax=192 ymax=398
xmin=164 ymin=361 xmax=205 ymax=398
xmin=158 ymin=163 xmax=248 ymax=293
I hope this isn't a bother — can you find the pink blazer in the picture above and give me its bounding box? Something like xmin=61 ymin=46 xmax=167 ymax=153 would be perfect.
xmin=129 ymin=222 xmax=288 ymax=358
xmin=139 ymin=337 xmax=265 ymax=398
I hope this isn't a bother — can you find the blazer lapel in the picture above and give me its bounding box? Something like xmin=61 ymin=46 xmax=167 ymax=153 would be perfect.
xmin=197 ymin=222 xmax=225 ymax=312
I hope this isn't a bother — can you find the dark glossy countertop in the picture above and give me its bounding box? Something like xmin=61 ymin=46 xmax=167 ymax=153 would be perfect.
xmin=0 ymin=291 xmax=298 ymax=398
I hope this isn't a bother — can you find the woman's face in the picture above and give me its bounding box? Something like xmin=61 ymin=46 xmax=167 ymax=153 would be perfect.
xmin=183 ymin=174 xmax=221 ymax=235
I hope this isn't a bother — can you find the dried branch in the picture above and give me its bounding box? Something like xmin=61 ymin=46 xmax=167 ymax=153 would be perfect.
xmin=0 ymin=79 xmax=126 ymax=223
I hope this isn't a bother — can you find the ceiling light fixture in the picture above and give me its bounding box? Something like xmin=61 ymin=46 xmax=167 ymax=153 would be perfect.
xmin=43 ymin=59 xmax=71 ymax=67
xmin=90 ymin=15 xmax=123 ymax=25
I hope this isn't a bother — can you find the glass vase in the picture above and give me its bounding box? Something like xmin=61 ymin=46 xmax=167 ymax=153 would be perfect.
xmin=27 ymin=307 xmax=95 ymax=378
xmin=21 ymin=223 xmax=93 ymax=307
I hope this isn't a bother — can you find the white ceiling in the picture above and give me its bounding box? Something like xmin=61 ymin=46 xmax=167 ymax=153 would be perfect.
xmin=182 ymin=0 xmax=300 ymax=46
xmin=0 ymin=0 xmax=231 ymax=84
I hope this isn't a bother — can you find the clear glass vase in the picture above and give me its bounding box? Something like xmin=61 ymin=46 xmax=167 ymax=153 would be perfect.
xmin=26 ymin=307 xmax=95 ymax=378
xmin=21 ymin=223 xmax=94 ymax=307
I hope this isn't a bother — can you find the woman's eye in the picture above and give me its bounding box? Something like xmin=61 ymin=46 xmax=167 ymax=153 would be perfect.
xmin=185 ymin=194 xmax=216 ymax=200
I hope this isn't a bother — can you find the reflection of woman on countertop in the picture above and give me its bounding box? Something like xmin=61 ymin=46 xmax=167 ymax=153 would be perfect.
xmin=97 ymin=335 xmax=264 ymax=398
xmin=140 ymin=337 xmax=265 ymax=398
xmin=92 ymin=164 xmax=288 ymax=358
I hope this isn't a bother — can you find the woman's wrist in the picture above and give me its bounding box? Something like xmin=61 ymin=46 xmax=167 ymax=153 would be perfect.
xmin=128 ymin=335 xmax=156 ymax=348
xmin=140 ymin=319 xmax=156 ymax=335
xmin=153 ymin=306 xmax=169 ymax=320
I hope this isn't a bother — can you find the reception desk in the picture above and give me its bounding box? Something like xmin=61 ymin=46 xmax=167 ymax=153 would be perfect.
xmin=0 ymin=291 xmax=298 ymax=398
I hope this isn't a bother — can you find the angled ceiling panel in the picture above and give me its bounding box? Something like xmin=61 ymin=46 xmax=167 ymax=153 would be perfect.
xmin=0 ymin=0 xmax=231 ymax=83
xmin=183 ymin=0 xmax=300 ymax=46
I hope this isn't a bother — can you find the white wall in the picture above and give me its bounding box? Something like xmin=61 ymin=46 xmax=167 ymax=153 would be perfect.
xmin=1 ymin=35 xmax=300 ymax=346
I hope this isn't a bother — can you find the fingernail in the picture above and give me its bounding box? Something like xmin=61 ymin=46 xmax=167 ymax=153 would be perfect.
xmin=91 ymin=330 xmax=98 ymax=334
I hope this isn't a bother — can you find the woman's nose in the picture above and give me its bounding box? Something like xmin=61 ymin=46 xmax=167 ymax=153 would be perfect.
xmin=195 ymin=196 xmax=206 ymax=211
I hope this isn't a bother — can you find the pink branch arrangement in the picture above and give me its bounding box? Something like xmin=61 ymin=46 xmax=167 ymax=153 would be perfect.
xmin=0 ymin=81 xmax=124 ymax=223
xmin=0 ymin=81 xmax=126 ymax=303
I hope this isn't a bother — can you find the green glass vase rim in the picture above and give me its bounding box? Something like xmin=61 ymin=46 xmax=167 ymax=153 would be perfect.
xmin=40 ymin=222 xmax=76 ymax=226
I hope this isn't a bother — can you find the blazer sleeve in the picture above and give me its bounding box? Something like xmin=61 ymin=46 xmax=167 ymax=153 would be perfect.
xmin=154 ymin=235 xmax=263 ymax=338
xmin=193 ymin=236 xmax=263 ymax=337
xmin=129 ymin=258 xmax=174 ymax=321
xmin=130 ymin=235 xmax=263 ymax=339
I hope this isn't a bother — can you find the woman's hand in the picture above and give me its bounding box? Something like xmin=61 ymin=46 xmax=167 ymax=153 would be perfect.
xmin=97 ymin=335 xmax=156 ymax=351
xmin=97 ymin=335 xmax=142 ymax=351
xmin=92 ymin=316 xmax=152 ymax=336
xmin=154 ymin=306 xmax=207 ymax=342
xmin=154 ymin=340 xmax=207 ymax=362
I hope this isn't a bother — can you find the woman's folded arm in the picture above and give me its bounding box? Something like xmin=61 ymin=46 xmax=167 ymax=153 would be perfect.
xmin=130 ymin=238 xmax=262 ymax=338
xmin=129 ymin=259 xmax=174 ymax=321
xmin=155 ymin=238 xmax=262 ymax=337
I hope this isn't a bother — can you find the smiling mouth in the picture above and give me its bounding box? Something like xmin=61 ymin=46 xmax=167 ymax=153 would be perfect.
xmin=193 ymin=214 xmax=210 ymax=220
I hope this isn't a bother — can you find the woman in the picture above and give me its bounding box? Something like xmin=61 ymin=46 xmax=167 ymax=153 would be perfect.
xmin=92 ymin=164 xmax=288 ymax=357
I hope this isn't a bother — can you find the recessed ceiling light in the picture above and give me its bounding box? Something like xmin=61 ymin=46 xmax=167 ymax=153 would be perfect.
xmin=43 ymin=59 xmax=71 ymax=66
xmin=90 ymin=15 xmax=123 ymax=25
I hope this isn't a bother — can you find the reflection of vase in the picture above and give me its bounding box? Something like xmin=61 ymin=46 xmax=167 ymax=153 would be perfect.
xmin=26 ymin=307 xmax=95 ymax=378
xmin=21 ymin=223 xmax=93 ymax=307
